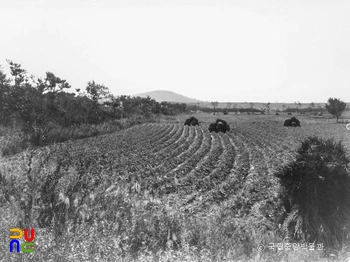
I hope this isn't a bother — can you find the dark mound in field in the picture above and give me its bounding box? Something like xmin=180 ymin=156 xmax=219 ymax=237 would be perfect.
xmin=208 ymin=119 xmax=230 ymax=133
xmin=284 ymin=117 xmax=300 ymax=127
xmin=184 ymin=116 xmax=199 ymax=126
xmin=287 ymin=112 xmax=292 ymax=115
xmin=208 ymin=123 xmax=216 ymax=132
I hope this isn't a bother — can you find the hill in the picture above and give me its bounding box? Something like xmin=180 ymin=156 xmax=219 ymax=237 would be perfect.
xmin=134 ymin=90 xmax=201 ymax=103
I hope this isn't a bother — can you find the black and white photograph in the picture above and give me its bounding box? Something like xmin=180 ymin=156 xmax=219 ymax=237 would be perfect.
xmin=1 ymin=0 xmax=350 ymax=261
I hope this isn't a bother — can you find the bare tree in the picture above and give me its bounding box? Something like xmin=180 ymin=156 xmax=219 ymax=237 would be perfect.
xmin=282 ymin=103 xmax=286 ymax=112
xmin=250 ymin=102 xmax=255 ymax=114
xmin=232 ymin=103 xmax=237 ymax=114
xmin=223 ymin=102 xmax=232 ymax=115
xmin=265 ymin=102 xmax=271 ymax=115
xmin=294 ymin=101 xmax=301 ymax=113
xmin=211 ymin=101 xmax=219 ymax=115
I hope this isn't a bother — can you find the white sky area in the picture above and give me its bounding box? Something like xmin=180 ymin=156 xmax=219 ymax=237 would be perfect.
xmin=0 ymin=0 xmax=349 ymax=103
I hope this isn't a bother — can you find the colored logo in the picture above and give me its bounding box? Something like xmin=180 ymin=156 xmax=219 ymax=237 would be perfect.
xmin=9 ymin=228 xmax=35 ymax=253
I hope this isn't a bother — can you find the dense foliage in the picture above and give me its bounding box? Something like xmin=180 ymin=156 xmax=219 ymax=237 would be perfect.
xmin=0 ymin=61 xmax=189 ymax=151
xmin=276 ymin=136 xmax=350 ymax=250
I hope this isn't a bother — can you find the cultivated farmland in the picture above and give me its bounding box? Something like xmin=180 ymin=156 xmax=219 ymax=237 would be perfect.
xmin=1 ymin=113 xmax=350 ymax=261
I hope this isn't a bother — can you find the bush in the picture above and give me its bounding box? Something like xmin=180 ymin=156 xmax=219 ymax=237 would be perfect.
xmin=276 ymin=136 xmax=350 ymax=250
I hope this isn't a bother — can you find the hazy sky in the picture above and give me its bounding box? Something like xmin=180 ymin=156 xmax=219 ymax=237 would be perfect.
xmin=0 ymin=0 xmax=349 ymax=102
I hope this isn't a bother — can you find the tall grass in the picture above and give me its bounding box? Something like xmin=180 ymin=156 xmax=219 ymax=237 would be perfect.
xmin=1 ymin=130 xmax=350 ymax=261
xmin=0 ymin=148 xmax=347 ymax=261
xmin=0 ymin=116 xmax=158 ymax=157
xmin=276 ymin=136 xmax=350 ymax=252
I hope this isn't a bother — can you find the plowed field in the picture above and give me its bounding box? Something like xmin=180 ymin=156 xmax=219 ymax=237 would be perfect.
xmin=1 ymin=113 xmax=349 ymax=261
xmin=28 ymin=113 xmax=348 ymax=210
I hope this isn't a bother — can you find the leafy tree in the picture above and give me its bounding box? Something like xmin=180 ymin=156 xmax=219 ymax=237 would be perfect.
xmin=0 ymin=65 xmax=10 ymax=86
xmin=45 ymin=72 xmax=71 ymax=93
xmin=85 ymin=81 xmax=110 ymax=123
xmin=0 ymin=66 xmax=11 ymax=122
xmin=40 ymin=72 xmax=72 ymax=123
xmin=4 ymin=61 xmax=44 ymax=128
xmin=325 ymin=98 xmax=347 ymax=122
xmin=86 ymin=80 xmax=110 ymax=101
xmin=309 ymin=102 xmax=315 ymax=109
xmin=6 ymin=59 xmax=28 ymax=87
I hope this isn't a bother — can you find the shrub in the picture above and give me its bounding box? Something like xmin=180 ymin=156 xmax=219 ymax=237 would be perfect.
xmin=276 ymin=136 xmax=350 ymax=250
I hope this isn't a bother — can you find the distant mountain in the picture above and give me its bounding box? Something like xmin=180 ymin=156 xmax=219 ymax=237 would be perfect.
xmin=134 ymin=90 xmax=200 ymax=103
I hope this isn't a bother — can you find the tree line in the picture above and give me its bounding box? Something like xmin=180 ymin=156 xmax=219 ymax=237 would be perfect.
xmin=205 ymin=99 xmax=347 ymax=121
xmin=0 ymin=60 xmax=189 ymax=133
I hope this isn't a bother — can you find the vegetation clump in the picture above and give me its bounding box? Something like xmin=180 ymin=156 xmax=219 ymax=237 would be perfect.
xmin=0 ymin=61 xmax=190 ymax=156
xmin=208 ymin=119 xmax=230 ymax=133
xmin=276 ymin=136 xmax=350 ymax=250
xmin=184 ymin=116 xmax=199 ymax=126
xmin=284 ymin=116 xmax=301 ymax=127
